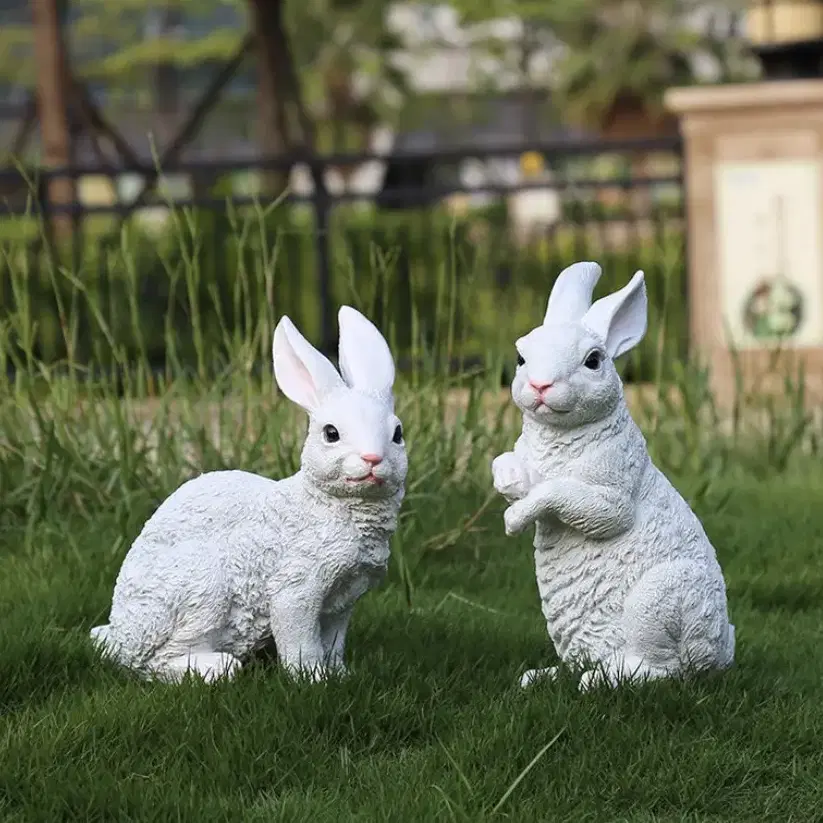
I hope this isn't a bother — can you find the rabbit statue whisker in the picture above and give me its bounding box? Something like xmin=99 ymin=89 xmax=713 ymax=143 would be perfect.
xmin=492 ymin=261 xmax=735 ymax=692
xmin=91 ymin=306 xmax=407 ymax=684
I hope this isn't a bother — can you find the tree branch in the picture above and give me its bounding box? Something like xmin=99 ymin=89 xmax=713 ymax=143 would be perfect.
xmin=114 ymin=31 xmax=254 ymax=226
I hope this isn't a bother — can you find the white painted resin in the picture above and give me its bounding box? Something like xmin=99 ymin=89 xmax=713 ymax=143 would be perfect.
xmin=91 ymin=307 xmax=407 ymax=684
xmin=492 ymin=262 xmax=735 ymax=690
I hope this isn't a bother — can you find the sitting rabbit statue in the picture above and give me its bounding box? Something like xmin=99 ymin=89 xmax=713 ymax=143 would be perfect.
xmin=492 ymin=262 xmax=735 ymax=691
xmin=91 ymin=306 xmax=407 ymax=684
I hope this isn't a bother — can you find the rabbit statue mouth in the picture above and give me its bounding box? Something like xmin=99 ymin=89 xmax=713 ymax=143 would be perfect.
xmin=346 ymin=472 xmax=385 ymax=486
xmin=527 ymin=398 xmax=572 ymax=418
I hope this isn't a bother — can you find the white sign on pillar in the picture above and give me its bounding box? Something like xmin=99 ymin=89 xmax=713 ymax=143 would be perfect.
xmin=714 ymin=159 xmax=823 ymax=349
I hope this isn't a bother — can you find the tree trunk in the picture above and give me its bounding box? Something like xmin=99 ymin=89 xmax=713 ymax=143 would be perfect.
xmin=249 ymin=0 xmax=291 ymax=194
xmin=31 ymin=0 xmax=75 ymax=239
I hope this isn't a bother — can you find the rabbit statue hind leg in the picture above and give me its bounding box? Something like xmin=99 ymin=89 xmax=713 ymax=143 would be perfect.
xmin=578 ymin=558 xmax=736 ymax=692
xmin=91 ymin=538 xmax=245 ymax=683
xmin=91 ymin=625 xmax=245 ymax=684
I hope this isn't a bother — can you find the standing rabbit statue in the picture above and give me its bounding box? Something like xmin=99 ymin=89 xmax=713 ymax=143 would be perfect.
xmin=91 ymin=306 xmax=407 ymax=684
xmin=492 ymin=262 xmax=735 ymax=691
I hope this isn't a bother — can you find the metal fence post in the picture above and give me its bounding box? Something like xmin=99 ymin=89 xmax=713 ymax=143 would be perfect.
xmin=311 ymin=155 xmax=333 ymax=354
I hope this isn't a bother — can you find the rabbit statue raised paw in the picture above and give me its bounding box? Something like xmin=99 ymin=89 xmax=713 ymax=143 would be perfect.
xmin=492 ymin=262 xmax=735 ymax=691
xmin=91 ymin=307 xmax=407 ymax=684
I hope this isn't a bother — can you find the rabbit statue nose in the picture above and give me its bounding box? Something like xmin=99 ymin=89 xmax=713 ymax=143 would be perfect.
xmin=361 ymin=453 xmax=383 ymax=466
xmin=528 ymin=379 xmax=553 ymax=394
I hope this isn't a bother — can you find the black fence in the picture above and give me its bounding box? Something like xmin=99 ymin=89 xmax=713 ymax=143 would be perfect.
xmin=0 ymin=135 xmax=688 ymax=382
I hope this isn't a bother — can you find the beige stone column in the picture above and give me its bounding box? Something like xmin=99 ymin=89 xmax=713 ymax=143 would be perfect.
xmin=665 ymin=80 xmax=823 ymax=407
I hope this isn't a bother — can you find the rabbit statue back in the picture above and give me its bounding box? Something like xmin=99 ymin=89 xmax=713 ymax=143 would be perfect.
xmin=91 ymin=306 xmax=407 ymax=683
xmin=492 ymin=262 xmax=735 ymax=691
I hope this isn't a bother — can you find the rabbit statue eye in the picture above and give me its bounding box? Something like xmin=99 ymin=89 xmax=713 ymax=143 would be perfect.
xmin=322 ymin=424 xmax=340 ymax=443
xmin=516 ymin=353 xmax=525 ymax=367
xmin=584 ymin=351 xmax=602 ymax=370
xmin=392 ymin=424 xmax=403 ymax=444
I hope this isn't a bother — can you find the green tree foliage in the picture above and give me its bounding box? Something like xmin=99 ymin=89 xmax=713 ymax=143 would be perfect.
xmin=549 ymin=0 xmax=753 ymax=128
xmin=283 ymin=0 xmax=407 ymax=149
xmin=0 ymin=0 xmax=408 ymax=152
xmin=450 ymin=0 xmax=753 ymax=129
xmin=70 ymin=0 xmax=247 ymax=85
xmin=0 ymin=23 xmax=35 ymax=87
xmin=0 ymin=0 xmax=244 ymax=89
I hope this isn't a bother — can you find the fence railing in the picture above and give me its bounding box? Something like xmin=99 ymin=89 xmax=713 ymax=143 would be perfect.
xmin=0 ymin=135 xmax=687 ymax=379
xmin=0 ymin=136 xmax=683 ymax=200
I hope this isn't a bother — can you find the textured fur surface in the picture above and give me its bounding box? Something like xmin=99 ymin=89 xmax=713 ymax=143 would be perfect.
xmin=492 ymin=262 xmax=735 ymax=691
xmin=92 ymin=307 xmax=407 ymax=683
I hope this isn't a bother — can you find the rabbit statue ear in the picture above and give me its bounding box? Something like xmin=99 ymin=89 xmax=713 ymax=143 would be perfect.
xmin=544 ymin=261 xmax=603 ymax=325
xmin=337 ymin=306 xmax=396 ymax=397
xmin=272 ymin=316 xmax=344 ymax=411
xmin=582 ymin=270 xmax=648 ymax=359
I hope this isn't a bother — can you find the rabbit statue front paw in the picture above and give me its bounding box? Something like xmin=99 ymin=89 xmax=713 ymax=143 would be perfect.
xmin=492 ymin=451 xmax=530 ymax=502
xmin=503 ymin=503 xmax=530 ymax=536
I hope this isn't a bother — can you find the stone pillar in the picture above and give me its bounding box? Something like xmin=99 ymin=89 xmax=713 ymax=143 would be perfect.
xmin=665 ymin=80 xmax=823 ymax=406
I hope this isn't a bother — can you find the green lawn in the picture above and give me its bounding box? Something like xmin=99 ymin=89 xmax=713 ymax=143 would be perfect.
xmin=1 ymin=382 xmax=822 ymax=822
xmin=0 ymin=212 xmax=818 ymax=820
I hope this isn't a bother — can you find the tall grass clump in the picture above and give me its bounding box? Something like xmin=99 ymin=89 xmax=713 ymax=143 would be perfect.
xmin=0 ymin=203 xmax=818 ymax=544
xmin=0 ymin=201 xmax=687 ymax=380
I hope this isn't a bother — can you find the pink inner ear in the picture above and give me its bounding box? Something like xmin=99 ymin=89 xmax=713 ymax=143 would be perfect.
xmin=294 ymin=357 xmax=318 ymax=407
